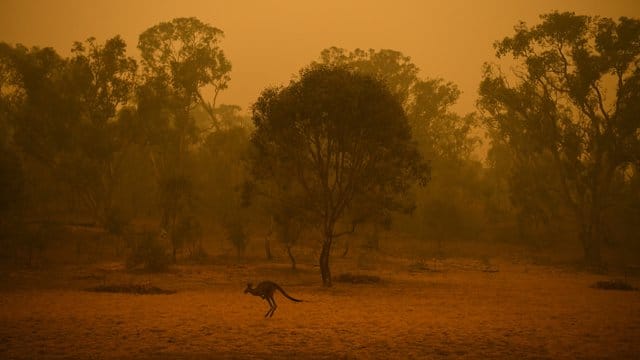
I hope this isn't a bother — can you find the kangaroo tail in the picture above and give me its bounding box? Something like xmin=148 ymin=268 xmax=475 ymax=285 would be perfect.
xmin=275 ymin=284 xmax=302 ymax=302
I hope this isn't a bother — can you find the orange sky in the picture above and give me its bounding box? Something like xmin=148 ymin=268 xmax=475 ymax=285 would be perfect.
xmin=1 ymin=0 xmax=639 ymax=114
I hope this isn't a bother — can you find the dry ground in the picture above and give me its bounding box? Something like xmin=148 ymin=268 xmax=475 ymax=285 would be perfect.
xmin=0 ymin=258 xmax=639 ymax=359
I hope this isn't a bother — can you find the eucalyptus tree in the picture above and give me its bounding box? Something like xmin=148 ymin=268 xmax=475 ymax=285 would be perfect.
xmin=316 ymin=47 xmax=478 ymax=162
xmin=0 ymin=36 xmax=137 ymax=226
xmin=316 ymin=48 xmax=480 ymax=246
xmin=479 ymin=12 xmax=640 ymax=264
xmin=137 ymin=17 xmax=232 ymax=259
xmin=249 ymin=66 xmax=428 ymax=286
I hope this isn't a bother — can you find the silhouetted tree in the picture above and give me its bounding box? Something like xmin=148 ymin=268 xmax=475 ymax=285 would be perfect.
xmin=316 ymin=48 xmax=481 ymax=247
xmin=199 ymin=105 xmax=251 ymax=224
xmin=316 ymin=47 xmax=478 ymax=162
xmin=137 ymin=17 xmax=232 ymax=260
xmin=249 ymin=66 xmax=428 ymax=286
xmin=0 ymin=142 xmax=24 ymax=231
xmin=138 ymin=17 xmax=231 ymax=132
xmin=0 ymin=37 xmax=137 ymax=226
xmin=273 ymin=210 xmax=302 ymax=270
xmin=479 ymin=12 xmax=640 ymax=264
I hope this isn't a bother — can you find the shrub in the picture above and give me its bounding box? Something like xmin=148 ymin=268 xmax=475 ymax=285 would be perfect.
xmin=225 ymin=221 xmax=247 ymax=258
xmin=126 ymin=232 xmax=170 ymax=272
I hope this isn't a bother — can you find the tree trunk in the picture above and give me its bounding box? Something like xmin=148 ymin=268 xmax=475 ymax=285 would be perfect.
xmin=171 ymin=227 xmax=177 ymax=263
xmin=579 ymin=198 xmax=604 ymax=267
xmin=580 ymin=220 xmax=602 ymax=267
xmin=286 ymin=244 xmax=296 ymax=271
xmin=319 ymin=239 xmax=332 ymax=287
xmin=370 ymin=224 xmax=380 ymax=250
xmin=264 ymin=236 xmax=272 ymax=260
xmin=342 ymin=237 xmax=349 ymax=258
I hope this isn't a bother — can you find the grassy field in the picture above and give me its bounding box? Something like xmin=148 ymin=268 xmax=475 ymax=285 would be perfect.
xmin=1 ymin=252 xmax=639 ymax=360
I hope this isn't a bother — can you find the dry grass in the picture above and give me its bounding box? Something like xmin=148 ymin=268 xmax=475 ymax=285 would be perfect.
xmin=0 ymin=257 xmax=639 ymax=359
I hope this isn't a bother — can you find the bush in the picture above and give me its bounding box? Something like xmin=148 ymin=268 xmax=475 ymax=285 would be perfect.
xmin=176 ymin=216 xmax=202 ymax=257
xmin=104 ymin=208 xmax=129 ymax=236
xmin=126 ymin=232 xmax=170 ymax=272
xmin=225 ymin=221 xmax=247 ymax=258
xmin=186 ymin=244 xmax=209 ymax=263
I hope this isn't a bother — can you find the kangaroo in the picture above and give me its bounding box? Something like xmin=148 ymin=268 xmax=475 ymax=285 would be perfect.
xmin=244 ymin=281 xmax=302 ymax=318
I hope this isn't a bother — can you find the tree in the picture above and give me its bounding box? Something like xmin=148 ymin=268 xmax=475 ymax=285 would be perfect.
xmin=317 ymin=47 xmax=419 ymax=107
xmin=0 ymin=54 xmax=24 ymax=223
xmin=249 ymin=66 xmax=428 ymax=286
xmin=66 ymin=37 xmax=138 ymax=226
xmin=137 ymin=17 xmax=232 ymax=260
xmin=0 ymin=37 xmax=137 ymax=226
xmin=0 ymin=143 xmax=24 ymax=223
xmin=479 ymin=12 xmax=640 ymax=264
xmin=199 ymin=104 xmax=251 ymax=223
xmin=316 ymin=47 xmax=478 ymax=162
xmin=138 ymin=17 xmax=231 ymax=131
xmin=316 ymin=48 xmax=481 ymax=249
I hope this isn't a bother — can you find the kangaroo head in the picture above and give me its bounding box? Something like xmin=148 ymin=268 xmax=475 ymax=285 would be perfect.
xmin=244 ymin=282 xmax=253 ymax=293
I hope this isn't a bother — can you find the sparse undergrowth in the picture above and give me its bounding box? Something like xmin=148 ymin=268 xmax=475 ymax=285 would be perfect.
xmin=85 ymin=283 xmax=176 ymax=295
xmin=126 ymin=233 xmax=171 ymax=273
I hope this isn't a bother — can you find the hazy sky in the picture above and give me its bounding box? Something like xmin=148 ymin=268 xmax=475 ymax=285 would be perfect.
xmin=1 ymin=0 xmax=639 ymax=114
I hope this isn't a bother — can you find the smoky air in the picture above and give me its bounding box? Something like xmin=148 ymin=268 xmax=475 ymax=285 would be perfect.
xmin=0 ymin=2 xmax=639 ymax=359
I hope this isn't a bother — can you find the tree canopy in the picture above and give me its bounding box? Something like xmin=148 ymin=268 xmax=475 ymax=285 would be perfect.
xmin=479 ymin=11 xmax=640 ymax=264
xmin=137 ymin=17 xmax=232 ymax=260
xmin=0 ymin=36 xmax=137 ymax=225
xmin=138 ymin=17 xmax=231 ymax=130
xmin=249 ymin=65 xmax=429 ymax=285
xmin=315 ymin=47 xmax=478 ymax=162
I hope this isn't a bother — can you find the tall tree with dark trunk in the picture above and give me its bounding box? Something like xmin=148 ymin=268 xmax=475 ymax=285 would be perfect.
xmin=249 ymin=66 xmax=428 ymax=286
xmin=137 ymin=17 xmax=231 ymax=260
xmin=479 ymin=12 xmax=640 ymax=264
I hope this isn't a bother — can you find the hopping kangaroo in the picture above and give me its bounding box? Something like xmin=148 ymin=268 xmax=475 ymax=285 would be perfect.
xmin=244 ymin=281 xmax=302 ymax=317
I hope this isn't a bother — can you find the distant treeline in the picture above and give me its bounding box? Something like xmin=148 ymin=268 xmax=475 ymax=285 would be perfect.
xmin=0 ymin=13 xmax=638 ymax=279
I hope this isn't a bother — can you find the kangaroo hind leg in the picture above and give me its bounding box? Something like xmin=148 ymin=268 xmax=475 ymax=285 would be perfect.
xmin=268 ymin=296 xmax=277 ymax=317
xmin=263 ymin=297 xmax=272 ymax=318
xmin=264 ymin=296 xmax=275 ymax=317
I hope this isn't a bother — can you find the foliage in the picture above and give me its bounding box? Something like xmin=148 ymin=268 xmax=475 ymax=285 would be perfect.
xmin=316 ymin=48 xmax=482 ymax=247
xmin=225 ymin=220 xmax=247 ymax=258
xmin=316 ymin=47 xmax=479 ymax=162
xmin=174 ymin=215 xmax=204 ymax=259
xmin=479 ymin=12 xmax=640 ymax=263
xmin=249 ymin=65 xmax=428 ymax=285
xmin=0 ymin=37 xmax=137 ymax=226
xmin=126 ymin=232 xmax=171 ymax=272
xmin=137 ymin=17 xmax=232 ymax=259
xmin=103 ymin=207 xmax=129 ymax=236
xmin=198 ymin=105 xmax=251 ymax=224
xmin=0 ymin=144 xmax=24 ymax=218
xmin=138 ymin=17 xmax=231 ymax=131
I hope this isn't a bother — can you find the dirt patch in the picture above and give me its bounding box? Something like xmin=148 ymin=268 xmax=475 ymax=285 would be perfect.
xmin=1 ymin=261 xmax=639 ymax=359
xmin=336 ymin=272 xmax=381 ymax=284
xmin=85 ymin=283 xmax=176 ymax=295
xmin=592 ymin=279 xmax=638 ymax=291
